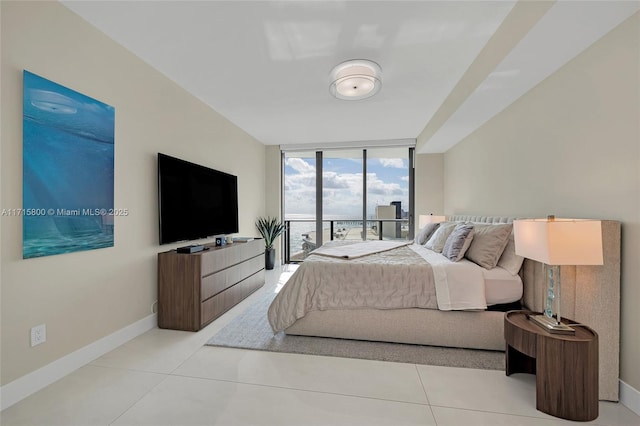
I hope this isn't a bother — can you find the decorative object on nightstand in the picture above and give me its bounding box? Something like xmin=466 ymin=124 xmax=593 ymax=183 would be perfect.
xmin=255 ymin=216 xmax=285 ymax=270
xmin=418 ymin=214 xmax=446 ymax=228
xmin=513 ymin=216 xmax=603 ymax=334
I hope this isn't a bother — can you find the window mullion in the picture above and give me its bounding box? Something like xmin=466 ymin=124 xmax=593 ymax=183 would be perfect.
xmin=315 ymin=151 xmax=323 ymax=248
xmin=362 ymin=149 xmax=367 ymax=241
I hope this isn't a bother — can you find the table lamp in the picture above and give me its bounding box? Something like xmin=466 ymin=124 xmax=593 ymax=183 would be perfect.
xmin=418 ymin=214 xmax=446 ymax=229
xmin=513 ymin=216 xmax=603 ymax=334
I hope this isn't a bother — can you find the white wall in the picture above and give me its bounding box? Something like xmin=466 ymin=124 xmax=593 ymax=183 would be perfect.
xmin=414 ymin=153 xmax=444 ymax=234
xmin=441 ymin=13 xmax=640 ymax=392
xmin=264 ymin=146 xmax=283 ymax=262
xmin=1 ymin=1 xmax=266 ymax=386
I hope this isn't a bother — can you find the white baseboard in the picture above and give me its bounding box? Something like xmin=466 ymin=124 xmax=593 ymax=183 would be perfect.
xmin=620 ymin=380 xmax=640 ymax=416
xmin=0 ymin=314 xmax=157 ymax=411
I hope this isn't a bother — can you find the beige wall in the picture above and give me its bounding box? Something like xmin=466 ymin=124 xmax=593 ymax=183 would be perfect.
xmin=414 ymin=154 xmax=444 ymax=233
xmin=442 ymin=13 xmax=639 ymax=391
xmin=1 ymin=1 xmax=266 ymax=385
xmin=264 ymin=146 xmax=283 ymax=262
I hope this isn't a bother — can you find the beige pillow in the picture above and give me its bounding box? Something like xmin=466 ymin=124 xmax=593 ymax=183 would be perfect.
xmin=442 ymin=223 xmax=475 ymax=261
xmin=414 ymin=222 xmax=440 ymax=245
xmin=425 ymin=222 xmax=456 ymax=253
xmin=497 ymin=235 xmax=525 ymax=275
xmin=465 ymin=223 xmax=512 ymax=269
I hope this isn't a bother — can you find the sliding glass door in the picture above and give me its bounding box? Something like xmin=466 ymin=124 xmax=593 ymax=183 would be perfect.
xmin=283 ymin=146 xmax=414 ymax=262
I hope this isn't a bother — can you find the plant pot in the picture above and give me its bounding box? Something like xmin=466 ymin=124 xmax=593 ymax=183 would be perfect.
xmin=265 ymin=247 xmax=276 ymax=270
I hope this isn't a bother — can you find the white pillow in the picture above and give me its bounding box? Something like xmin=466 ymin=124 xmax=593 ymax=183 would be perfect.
xmin=497 ymin=235 xmax=525 ymax=275
xmin=425 ymin=222 xmax=456 ymax=253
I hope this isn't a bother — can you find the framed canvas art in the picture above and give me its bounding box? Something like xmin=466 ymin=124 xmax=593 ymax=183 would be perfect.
xmin=22 ymin=70 xmax=115 ymax=259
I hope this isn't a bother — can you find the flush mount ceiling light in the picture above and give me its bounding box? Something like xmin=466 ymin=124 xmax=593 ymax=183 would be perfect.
xmin=329 ymin=59 xmax=382 ymax=100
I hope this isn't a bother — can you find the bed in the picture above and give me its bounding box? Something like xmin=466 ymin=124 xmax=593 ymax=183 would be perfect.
xmin=268 ymin=216 xmax=621 ymax=401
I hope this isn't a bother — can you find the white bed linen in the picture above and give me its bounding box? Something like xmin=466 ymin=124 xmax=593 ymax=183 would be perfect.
xmin=409 ymin=244 xmax=487 ymax=311
xmin=483 ymin=266 xmax=523 ymax=305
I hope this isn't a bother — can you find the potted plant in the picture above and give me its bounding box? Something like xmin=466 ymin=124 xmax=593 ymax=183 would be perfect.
xmin=255 ymin=216 xmax=285 ymax=270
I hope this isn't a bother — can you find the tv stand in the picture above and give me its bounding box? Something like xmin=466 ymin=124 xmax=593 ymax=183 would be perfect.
xmin=157 ymin=239 xmax=264 ymax=331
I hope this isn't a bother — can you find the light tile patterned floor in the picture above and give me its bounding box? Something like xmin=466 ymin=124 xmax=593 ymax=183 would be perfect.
xmin=2 ymin=266 xmax=639 ymax=426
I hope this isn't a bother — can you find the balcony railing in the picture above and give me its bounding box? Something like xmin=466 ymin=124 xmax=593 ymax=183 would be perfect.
xmin=283 ymin=218 xmax=410 ymax=263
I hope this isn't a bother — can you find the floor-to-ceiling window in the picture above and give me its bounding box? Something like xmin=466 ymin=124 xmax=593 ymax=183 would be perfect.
xmin=322 ymin=149 xmax=364 ymax=246
xmin=283 ymin=144 xmax=414 ymax=262
xmin=365 ymin=147 xmax=411 ymax=241
xmin=282 ymin=151 xmax=317 ymax=262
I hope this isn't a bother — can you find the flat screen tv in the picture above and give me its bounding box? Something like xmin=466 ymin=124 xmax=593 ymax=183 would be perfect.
xmin=158 ymin=153 xmax=239 ymax=245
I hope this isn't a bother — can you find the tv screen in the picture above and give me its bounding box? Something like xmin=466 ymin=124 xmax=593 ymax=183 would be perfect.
xmin=158 ymin=153 xmax=239 ymax=245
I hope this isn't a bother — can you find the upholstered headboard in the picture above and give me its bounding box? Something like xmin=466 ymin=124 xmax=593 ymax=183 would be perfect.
xmin=448 ymin=215 xmax=515 ymax=225
xmin=448 ymin=215 xmax=621 ymax=401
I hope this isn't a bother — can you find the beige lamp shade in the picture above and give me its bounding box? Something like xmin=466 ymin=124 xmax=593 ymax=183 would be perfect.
xmin=513 ymin=218 xmax=603 ymax=265
xmin=419 ymin=215 xmax=446 ymax=228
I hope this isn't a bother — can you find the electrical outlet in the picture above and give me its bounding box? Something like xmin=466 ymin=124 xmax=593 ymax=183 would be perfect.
xmin=31 ymin=324 xmax=46 ymax=347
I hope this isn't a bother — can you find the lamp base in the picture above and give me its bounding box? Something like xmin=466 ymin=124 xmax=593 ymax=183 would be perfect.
xmin=529 ymin=314 xmax=575 ymax=335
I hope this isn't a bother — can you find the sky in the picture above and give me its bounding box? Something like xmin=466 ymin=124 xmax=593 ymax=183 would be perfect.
xmin=284 ymin=154 xmax=409 ymax=219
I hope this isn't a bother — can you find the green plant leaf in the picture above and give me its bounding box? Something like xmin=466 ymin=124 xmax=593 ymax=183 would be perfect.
xmin=255 ymin=216 xmax=285 ymax=250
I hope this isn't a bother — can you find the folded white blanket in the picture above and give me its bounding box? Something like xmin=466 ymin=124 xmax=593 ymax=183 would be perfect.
xmin=312 ymin=240 xmax=410 ymax=259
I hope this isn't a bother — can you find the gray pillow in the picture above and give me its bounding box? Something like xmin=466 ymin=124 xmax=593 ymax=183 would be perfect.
xmin=425 ymin=222 xmax=456 ymax=253
xmin=442 ymin=223 xmax=475 ymax=262
xmin=414 ymin=223 xmax=440 ymax=245
xmin=465 ymin=223 xmax=513 ymax=269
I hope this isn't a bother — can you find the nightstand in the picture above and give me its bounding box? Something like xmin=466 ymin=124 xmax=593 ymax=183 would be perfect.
xmin=504 ymin=310 xmax=598 ymax=421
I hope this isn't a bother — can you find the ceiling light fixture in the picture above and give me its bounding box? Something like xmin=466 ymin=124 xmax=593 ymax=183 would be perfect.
xmin=329 ymin=59 xmax=382 ymax=100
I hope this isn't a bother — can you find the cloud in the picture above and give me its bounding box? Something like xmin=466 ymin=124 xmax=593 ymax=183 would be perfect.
xmin=378 ymin=158 xmax=405 ymax=168
xmin=285 ymin=169 xmax=407 ymax=217
xmin=323 ymin=171 xmax=359 ymax=189
xmin=286 ymin=157 xmax=315 ymax=174
xmin=367 ymin=173 xmax=404 ymax=197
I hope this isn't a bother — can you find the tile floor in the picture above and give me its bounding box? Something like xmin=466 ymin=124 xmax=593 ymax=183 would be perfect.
xmin=2 ymin=266 xmax=639 ymax=426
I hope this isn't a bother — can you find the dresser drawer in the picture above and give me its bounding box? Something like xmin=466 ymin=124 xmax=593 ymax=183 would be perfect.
xmin=200 ymin=239 xmax=263 ymax=275
xmin=201 ymin=254 xmax=263 ymax=301
xmin=200 ymin=270 xmax=265 ymax=327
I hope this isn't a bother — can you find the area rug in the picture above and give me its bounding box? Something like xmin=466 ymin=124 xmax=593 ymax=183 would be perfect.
xmin=206 ymin=287 xmax=505 ymax=370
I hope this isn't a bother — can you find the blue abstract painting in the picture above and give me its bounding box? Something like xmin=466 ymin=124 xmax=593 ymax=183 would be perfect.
xmin=23 ymin=71 xmax=115 ymax=259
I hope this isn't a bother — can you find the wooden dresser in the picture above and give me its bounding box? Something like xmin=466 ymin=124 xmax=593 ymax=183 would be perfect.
xmin=158 ymin=239 xmax=265 ymax=331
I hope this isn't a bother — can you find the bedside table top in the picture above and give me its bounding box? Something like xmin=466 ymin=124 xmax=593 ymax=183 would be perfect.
xmin=505 ymin=310 xmax=597 ymax=342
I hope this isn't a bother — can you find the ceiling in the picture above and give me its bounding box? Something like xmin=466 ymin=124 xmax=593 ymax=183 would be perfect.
xmin=61 ymin=1 xmax=639 ymax=153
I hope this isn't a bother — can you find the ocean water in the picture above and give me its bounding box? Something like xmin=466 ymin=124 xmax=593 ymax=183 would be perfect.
xmin=287 ymin=221 xmax=315 ymax=255
xmin=22 ymin=71 xmax=115 ymax=259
